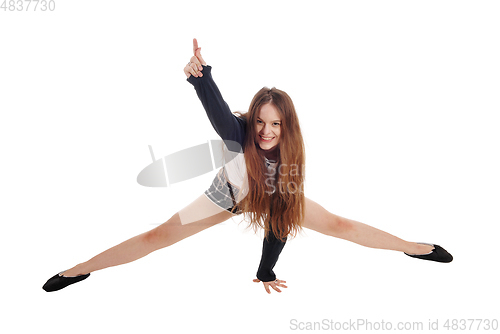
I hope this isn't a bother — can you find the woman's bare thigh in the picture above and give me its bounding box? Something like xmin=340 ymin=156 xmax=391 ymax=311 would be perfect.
xmin=301 ymin=197 xmax=351 ymax=237
xmin=145 ymin=194 xmax=236 ymax=247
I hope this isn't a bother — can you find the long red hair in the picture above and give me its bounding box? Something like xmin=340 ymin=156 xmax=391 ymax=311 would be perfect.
xmin=235 ymin=87 xmax=306 ymax=241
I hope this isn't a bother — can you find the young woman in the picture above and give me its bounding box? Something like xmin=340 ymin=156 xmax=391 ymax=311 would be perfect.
xmin=43 ymin=39 xmax=452 ymax=294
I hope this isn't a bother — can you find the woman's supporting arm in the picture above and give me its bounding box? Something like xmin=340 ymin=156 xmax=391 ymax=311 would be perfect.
xmin=256 ymin=228 xmax=287 ymax=282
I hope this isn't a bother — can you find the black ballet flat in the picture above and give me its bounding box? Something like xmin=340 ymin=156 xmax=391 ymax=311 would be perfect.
xmin=42 ymin=271 xmax=90 ymax=292
xmin=404 ymin=243 xmax=453 ymax=263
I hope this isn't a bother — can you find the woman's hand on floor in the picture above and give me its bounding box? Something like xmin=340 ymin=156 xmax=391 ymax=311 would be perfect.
xmin=184 ymin=38 xmax=207 ymax=78
xmin=253 ymin=278 xmax=288 ymax=294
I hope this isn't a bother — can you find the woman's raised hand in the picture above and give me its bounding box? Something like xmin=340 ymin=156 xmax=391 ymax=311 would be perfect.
xmin=184 ymin=38 xmax=207 ymax=78
xmin=253 ymin=278 xmax=288 ymax=294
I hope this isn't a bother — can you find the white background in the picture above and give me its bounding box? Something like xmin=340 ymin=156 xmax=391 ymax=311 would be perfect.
xmin=1 ymin=0 xmax=499 ymax=333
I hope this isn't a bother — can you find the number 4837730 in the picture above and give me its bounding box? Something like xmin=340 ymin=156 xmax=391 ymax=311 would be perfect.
xmin=1 ymin=0 xmax=56 ymax=11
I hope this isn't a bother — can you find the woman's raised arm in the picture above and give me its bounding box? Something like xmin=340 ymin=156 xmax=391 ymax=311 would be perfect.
xmin=184 ymin=39 xmax=246 ymax=151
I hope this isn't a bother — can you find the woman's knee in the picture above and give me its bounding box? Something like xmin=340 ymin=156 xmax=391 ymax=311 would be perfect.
xmin=327 ymin=213 xmax=355 ymax=237
xmin=142 ymin=213 xmax=180 ymax=246
xmin=142 ymin=227 xmax=162 ymax=246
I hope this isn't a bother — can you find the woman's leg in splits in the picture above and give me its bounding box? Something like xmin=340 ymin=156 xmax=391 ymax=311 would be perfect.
xmin=61 ymin=194 xmax=235 ymax=277
xmin=301 ymin=197 xmax=434 ymax=255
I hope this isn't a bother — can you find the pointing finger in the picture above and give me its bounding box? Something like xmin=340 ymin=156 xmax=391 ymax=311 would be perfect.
xmin=193 ymin=38 xmax=199 ymax=54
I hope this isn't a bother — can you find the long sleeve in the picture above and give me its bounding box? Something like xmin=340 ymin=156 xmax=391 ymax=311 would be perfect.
xmin=256 ymin=227 xmax=287 ymax=282
xmin=187 ymin=65 xmax=246 ymax=151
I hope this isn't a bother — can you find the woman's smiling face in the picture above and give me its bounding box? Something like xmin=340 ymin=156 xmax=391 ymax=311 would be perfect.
xmin=255 ymin=103 xmax=281 ymax=152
